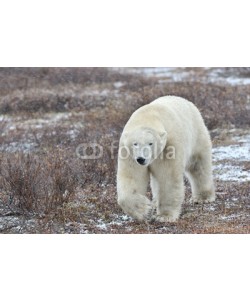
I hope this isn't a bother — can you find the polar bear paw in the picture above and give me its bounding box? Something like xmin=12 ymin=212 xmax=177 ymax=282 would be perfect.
xmin=192 ymin=193 xmax=215 ymax=204
xmin=118 ymin=195 xmax=154 ymax=222
xmin=133 ymin=199 xmax=154 ymax=221
xmin=155 ymin=212 xmax=179 ymax=223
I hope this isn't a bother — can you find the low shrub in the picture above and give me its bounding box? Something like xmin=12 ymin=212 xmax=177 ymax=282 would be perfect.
xmin=0 ymin=150 xmax=77 ymax=215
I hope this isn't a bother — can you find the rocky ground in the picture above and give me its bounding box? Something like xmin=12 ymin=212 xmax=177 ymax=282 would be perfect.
xmin=0 ymin=67 xmax=249 ymax=233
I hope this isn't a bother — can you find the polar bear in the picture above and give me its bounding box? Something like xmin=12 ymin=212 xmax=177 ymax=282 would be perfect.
xmin=117 ymin=95 xmax=215 ymax=222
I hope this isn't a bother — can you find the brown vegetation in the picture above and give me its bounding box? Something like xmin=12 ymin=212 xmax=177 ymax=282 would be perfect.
xmin=0 ymin=150 xmax=77 ymax=215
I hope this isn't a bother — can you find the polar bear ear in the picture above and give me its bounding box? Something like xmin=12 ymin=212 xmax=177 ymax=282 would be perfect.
xmin=159 ymin=131 xmax=167 ymax=140
xmin=123 ymin=132 xmax=129 ymax=139
xmin=122 ymin=132 xmax=130 ymax=144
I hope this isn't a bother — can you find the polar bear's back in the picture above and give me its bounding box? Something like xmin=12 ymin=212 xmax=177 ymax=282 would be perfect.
xmin=149 ymin=95 xmax=206 ymax=129
xmin=145 ymin=95 xmax=211 ymax=165
xmin=124 ymin=95 xmax=206 ymax=134
xmin=150 ymin=95 xmax=197 ymax=116
xmin=124 ymin=95 xmax=210 ymax=147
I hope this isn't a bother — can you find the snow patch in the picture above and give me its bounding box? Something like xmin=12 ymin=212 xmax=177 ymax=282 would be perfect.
xmin=0 ymin=141 xmax=37 ymax=153
xmin=66 ymin=129 xmax=80 ymax=140
xmin=207 ymin=69 xmax=250 ymax=86
xmin=212 ymin=144 xmax=250 ymax=161
xmin=212 ymin=134 xmax=250 ymax=182
xmin=96 ymin=214 xmax=132 ymax=230
xmin=234 ymin=134 xmax=250 ymax=143
xmin=220 ymin=213 xmax=243 ymax=220
xmin=22 ymin=112 xmax=72 ymax=128
xmin=96 ymin=220 xmax=108 ymax=230
xmin=213 ymin=164 xmax=250 ymax=182
xmin=113 ymin=81 xmax=125 ymax=88
xmin=115 ymin=67 xmax=250 ymax=86
xmin=0 ymin=115 xmax=12 ymax=122
xmin=120 ymin=67 xmax=190 ymax=82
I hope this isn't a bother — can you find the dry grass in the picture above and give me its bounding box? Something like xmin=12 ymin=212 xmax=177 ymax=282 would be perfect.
xmin=0 ymin=150 xmax=77 ymax=215
xmin=0 ymin=67 xmax=249 ymax=233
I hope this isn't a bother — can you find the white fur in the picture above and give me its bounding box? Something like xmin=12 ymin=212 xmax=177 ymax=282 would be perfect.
xmin=117 ymin=96 xmax=215 ymax=222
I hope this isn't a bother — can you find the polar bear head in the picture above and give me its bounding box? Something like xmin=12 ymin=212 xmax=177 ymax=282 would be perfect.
xmin=122 ymin=127 xmax=167 ymax=166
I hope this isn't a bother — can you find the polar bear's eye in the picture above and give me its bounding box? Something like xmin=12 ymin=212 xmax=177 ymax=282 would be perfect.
xmin=149 ymin=143 xmax=153 ymax=146
xmin=133 ymin=143 xmax=138 ymax=146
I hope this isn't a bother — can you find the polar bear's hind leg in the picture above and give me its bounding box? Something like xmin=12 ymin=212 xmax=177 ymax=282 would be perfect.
xmin=186 ymin=153 xmax=215 ymax=204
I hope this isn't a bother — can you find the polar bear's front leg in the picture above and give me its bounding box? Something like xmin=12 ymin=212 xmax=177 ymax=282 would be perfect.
xmin=150 ymin=163 xmax=185 ymax=222
xmin=118 ymin=194 xmax=153 ymax=221
xmin=117 ymin=158 xmax=153 ymax=221
xmin=155 ymin=178 xmax=184 ymax=222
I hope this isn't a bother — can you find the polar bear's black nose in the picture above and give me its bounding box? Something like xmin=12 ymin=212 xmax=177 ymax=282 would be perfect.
xmin=137 ymin=157 xmax=145 ymax=165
